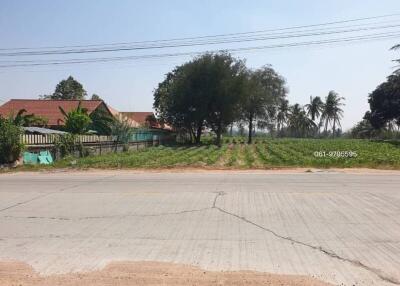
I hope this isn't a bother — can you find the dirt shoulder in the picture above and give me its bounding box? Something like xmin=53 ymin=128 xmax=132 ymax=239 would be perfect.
xmin=0 ymin=261 xmax=332 ymax=286
xmin=3 ymin=166 xmax=400 ymax=175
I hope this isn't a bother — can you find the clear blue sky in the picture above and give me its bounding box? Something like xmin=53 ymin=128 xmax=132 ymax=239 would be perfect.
xmin=1 ymin=0 xmax=399 ymax=130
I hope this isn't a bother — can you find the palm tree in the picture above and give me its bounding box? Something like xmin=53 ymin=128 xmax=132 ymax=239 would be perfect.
xmin=305 ymin=96 xmax=324 ymax=121
xmin=59 ymin=101 xmax=92 ymax=134
xmin=8 ymin=109 xmax=48 ymax=127
xmin=276 ymin=99 xmax=289 ymax=134
xmin=89 ymin=109 xmax=115 ymax=135
xmin=391 ymin=44 xmax=400 ymax=74
xmin=9 ymin=109 xmax=34 ymax=126
xmin=288 ymin=104 xmax=316 ymax=137
xmin=321 ymin=91 xmax=345 ymax=138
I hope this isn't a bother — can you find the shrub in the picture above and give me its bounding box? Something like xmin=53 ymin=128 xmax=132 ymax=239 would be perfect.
xmin=55 ymin=134 xmax=80 ymax=158
xmin=59 ymin=102 xmax=92 ymax=134
xmin=122 ymin=144 xmax=130 ymax=152
xmin=0 ymin=117 xmax=24 ymax=164
xmin=64 ymin=112 xmax=91 ymax=134
xmin=111 ymin=118 xmax=134 ymax=144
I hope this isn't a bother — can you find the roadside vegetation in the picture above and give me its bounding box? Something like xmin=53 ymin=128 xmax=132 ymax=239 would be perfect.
xmin=1 ymin=46 xmax=400 ymax=170
xmin=0 ymin=117 xmax=24 ymax=164
xmin=48 ymin=138 xmax=400 ymax=170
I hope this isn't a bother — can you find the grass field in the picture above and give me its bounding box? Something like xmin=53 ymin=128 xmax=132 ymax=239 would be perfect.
xmin=53 ymin=138 xmax=400 ymax=169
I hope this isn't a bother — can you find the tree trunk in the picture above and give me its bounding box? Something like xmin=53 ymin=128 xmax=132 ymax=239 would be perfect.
xmin=229 ymin=124 xmax=233 ymax=136
xmin=324 ymin=120 xmax=329 ymax=135
xmin=189 ymin=128 xmax=195 ymax=144
xmin=248 ymin=114 xmax=253 ymax=144
xmin=332 ymin=119 xmax=336 ymax=138
xmin=216 ymin=121 xmax=223 ymax=147
xmin=195 ymin=123 xmax=203 ymax=144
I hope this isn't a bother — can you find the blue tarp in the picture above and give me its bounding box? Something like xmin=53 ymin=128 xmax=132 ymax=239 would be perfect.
xmin=23 ymin=151 xmax=53 ymax=165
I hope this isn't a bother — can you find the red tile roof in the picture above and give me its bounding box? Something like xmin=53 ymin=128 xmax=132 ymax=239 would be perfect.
xmin=0 ymin=99 xmax=107 ymax=126
xmin=120 ymin=112 xmax=155 ymax=126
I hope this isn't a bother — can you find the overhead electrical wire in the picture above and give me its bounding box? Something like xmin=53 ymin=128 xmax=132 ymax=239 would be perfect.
xmin=1 ymin=23 xmax=400 ymax=57
xmin=1 ymin=30 xmax=399 ymax=68
xmin=1 ymin=12 xmax=399 ymax=52
xmin=1 ymin=13 xmax=399 ymax=69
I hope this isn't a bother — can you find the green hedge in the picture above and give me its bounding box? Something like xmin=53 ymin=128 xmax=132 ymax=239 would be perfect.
xmin=0 ymin=118 xmax=24 ymax=164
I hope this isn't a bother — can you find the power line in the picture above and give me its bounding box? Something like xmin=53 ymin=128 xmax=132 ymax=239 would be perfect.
xmin=1 ymin=13 xmax=399 ymax=69
xmin=1 ymin=13 xmax=399 ymax=52
xmin=1 ymin=30 xmax=398 ymax=68
xmin=0 ymin=22 xmax=399 ymax=58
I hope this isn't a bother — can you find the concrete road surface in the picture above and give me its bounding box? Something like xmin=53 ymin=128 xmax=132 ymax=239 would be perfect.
xmin=0 ymin=170 xmax=400 ymax=285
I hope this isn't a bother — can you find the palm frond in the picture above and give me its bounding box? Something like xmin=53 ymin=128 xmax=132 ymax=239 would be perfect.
xmin=16 ymin=109 xmax=27 ymax=118
xmin=59 ymin=106 xmax=68 ymax=117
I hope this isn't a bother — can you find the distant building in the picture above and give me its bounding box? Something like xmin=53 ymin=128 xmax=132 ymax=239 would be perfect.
xmin=120 ymin=112 xmax=159 ymax=128
xmin=0 ymin=99 xmax=114 ymax=128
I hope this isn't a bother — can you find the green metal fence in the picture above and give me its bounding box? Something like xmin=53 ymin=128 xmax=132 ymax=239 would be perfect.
xmin=131 ymin=129 xmax=174 ymax=142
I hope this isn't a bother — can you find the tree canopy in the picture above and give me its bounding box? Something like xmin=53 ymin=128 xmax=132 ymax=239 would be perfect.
xmin=320 ymin=91 xmax=345 ymax=137
xmin=42 ymin=76 xmax=87 ymax=100
xmin=287 ymin=103 xmax=317 ymax=138
xmin=91 ymin=94 xmax=102 ymax=100
xmin=241 ymin=66 xmax=287 ymax=143
xmin=365 ymin=73 xmax=400 ymax=129
xmin=154 ymin=52 xmax=246 ymax=145
xmin=154 ymin=52 xmax=346 ymax=142
xmin=305 ymin=96 xmax=324 ymax=122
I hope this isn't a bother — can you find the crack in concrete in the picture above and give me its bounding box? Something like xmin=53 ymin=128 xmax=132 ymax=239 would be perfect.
xmin=212 ymin=192 xmax=400 ymax=285
xmin=2 ymin=207 xmax=212 ymax=221
xmin=0 ymin=175 xmax=117 ymax=213
xmin=0 ymin=193 xmax=52 ymax=213
xmin=212 ymin=191 xmax=225 ymax=208
xmin=3 ymin=187 xmax=398 ymax=284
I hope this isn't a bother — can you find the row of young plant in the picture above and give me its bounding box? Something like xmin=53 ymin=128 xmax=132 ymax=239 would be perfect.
xmin=55 ymin=139 xmax=400 ymax=169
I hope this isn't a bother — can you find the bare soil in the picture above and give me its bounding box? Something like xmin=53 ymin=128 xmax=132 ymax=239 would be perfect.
xmin=0 ymin=261 xmax=332 ymax=286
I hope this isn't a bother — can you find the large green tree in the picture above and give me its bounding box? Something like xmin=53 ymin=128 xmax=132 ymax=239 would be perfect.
xmin=202 ymin=53 xmax=246 ymax=145
xmin=42 ymin=76 xmax=87 ymax=100
xmin=364 ymin=73 xmax=400 ymax=130
xmin=350 ymin=119 xmax=381 ymax=139
xmin=154 ymin=64 xmax=207 ymax=143
xmin=91 ymin=94 xmax=102 ymax=100
xmin=154 ymin=52 xmax=246 ymax=145
xmin=241 ymin=66 xmax=287 ymax=143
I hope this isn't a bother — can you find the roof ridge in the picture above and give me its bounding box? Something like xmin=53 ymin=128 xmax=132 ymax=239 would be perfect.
xmin=8 ymin=99 xmax=102 ymax=102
